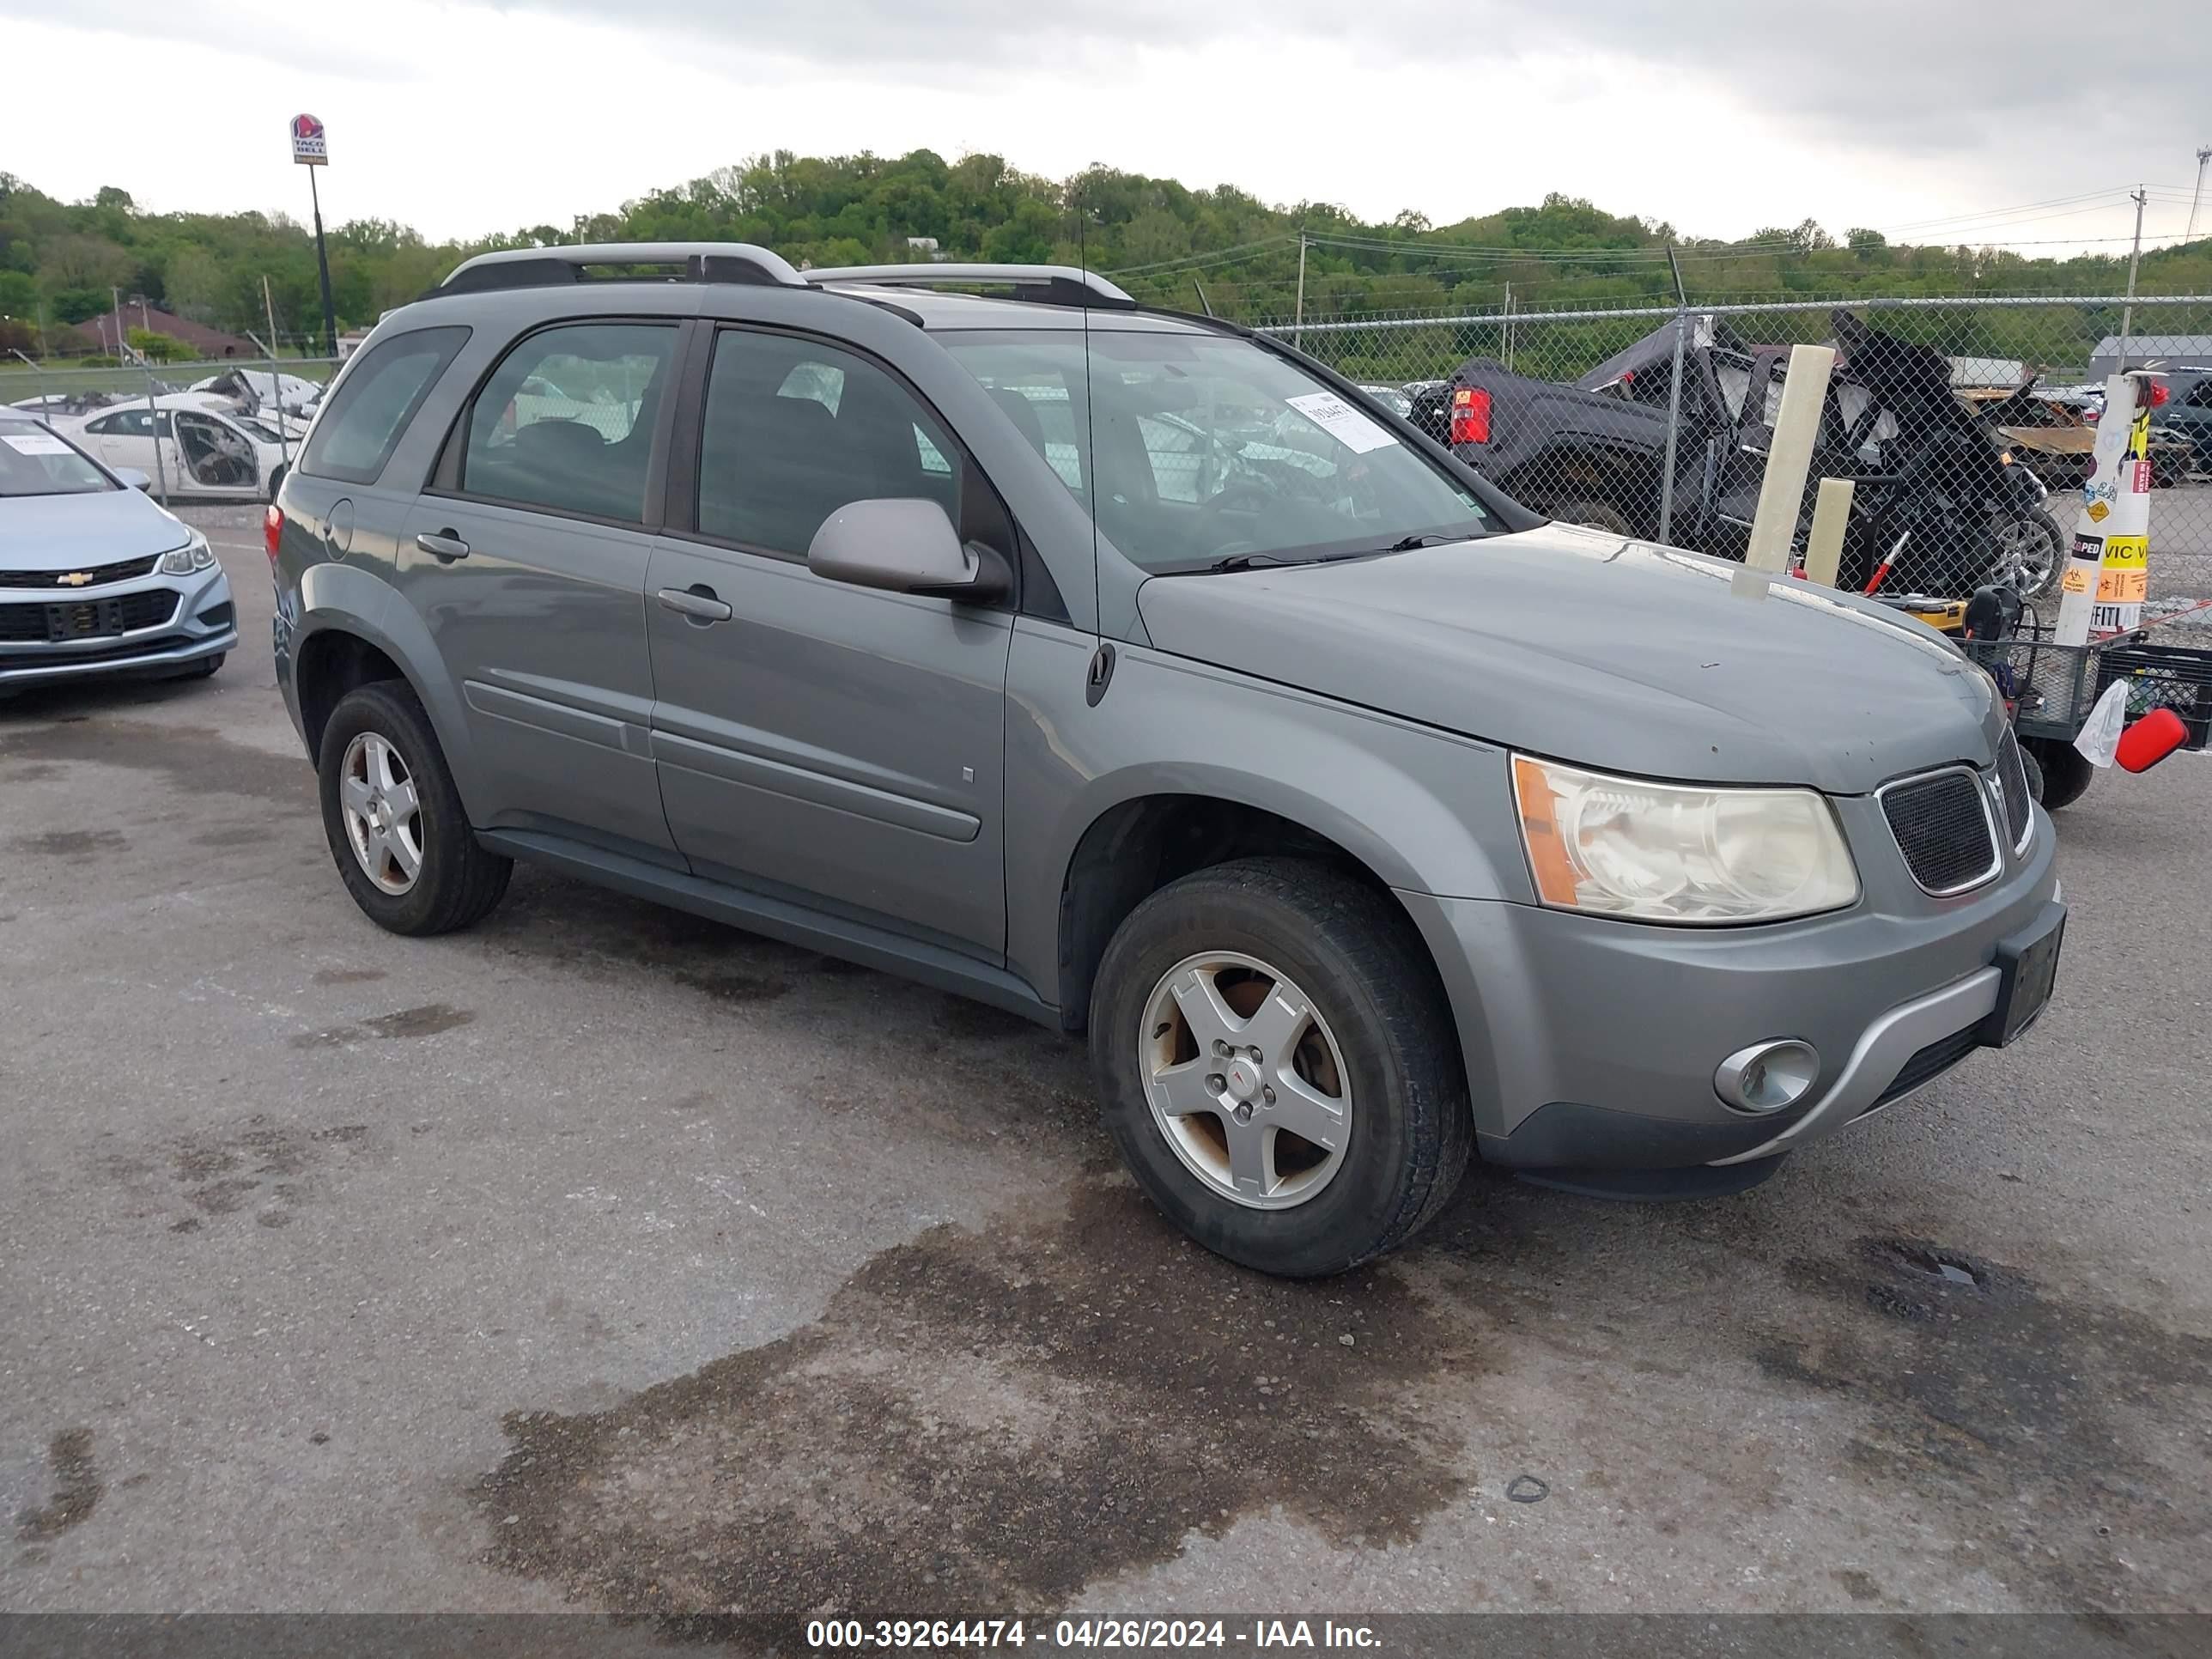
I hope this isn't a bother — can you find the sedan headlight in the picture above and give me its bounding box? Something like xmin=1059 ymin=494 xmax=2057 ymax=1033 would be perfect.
xmin=159 ymin=532 xmax=217 ymax=574
xmin=1511 ymin=755 xmax=1860 ymax=924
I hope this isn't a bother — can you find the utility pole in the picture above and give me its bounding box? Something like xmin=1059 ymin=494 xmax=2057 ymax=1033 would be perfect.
xmin=2187 ymin=146 xmax=2212 ymax=245
xmin=1292 ymin=233 xmax=1307 ymax=349
xmin=2119 ymin=185 xmax=2148 ymax=371
xmin=1504 ymin=282 xmax=1514 ymax=372
xmin=307 ymin=166 xmax=337 ymax=358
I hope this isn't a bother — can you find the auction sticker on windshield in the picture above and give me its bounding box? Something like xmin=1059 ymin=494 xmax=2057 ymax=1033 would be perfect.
xmin=3 ymin=433 xmax=73 ymax=456
xmin=1285 ymin=392 xmax=1395 ymax=454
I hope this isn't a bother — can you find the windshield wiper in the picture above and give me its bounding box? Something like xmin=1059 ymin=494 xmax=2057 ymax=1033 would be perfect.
xmin=1382 ymin=532 xmax=1460 ymax=551
xmin=1205 ymin=552 xmax=1307 ymax=573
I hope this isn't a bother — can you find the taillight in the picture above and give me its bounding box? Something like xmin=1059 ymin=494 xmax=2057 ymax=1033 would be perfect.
xmin=264 ymin=502 xmax=283 ymax=566
xmin=1449 ymin=386 xmax=1492 ymax=446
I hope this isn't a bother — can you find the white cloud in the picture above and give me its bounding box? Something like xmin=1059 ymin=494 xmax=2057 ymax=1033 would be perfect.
xmin=1 ymin=0 xmax=2203 ymax=252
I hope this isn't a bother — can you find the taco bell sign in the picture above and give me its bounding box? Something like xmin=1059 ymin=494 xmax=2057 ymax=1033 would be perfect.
xmin=290 ymin=113 xmax=328 ymax=166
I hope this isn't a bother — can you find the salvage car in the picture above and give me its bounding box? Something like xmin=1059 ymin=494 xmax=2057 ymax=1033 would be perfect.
xmin=270 ymin=246 xmax=2063 ymax=1278
xmin=0 ymin=411 xmax=234 ymax=692
xmin=54 ymin=394 xmax=289 ymax=502
xmin=1408 ymin=311 xmax=2063 ymax=600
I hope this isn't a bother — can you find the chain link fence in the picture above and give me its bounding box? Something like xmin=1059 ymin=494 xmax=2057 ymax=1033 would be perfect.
xmin=1256 ymin=294 xmax=2212 ymax=608
xmin=2 ymin=355 xmax=343 ymax=504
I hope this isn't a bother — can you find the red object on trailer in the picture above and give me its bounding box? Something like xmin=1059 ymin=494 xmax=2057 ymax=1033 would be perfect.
xmin=2116 ymin=707 xmax=2188 ymax=773
xmin=1449 ymin=386 xmax=1492 ymax=446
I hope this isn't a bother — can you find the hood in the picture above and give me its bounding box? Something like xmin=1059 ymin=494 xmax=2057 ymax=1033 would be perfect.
xmin=0 ymin=487 xmax=193 ymax=568
xmin=1136 ymin=524 xmax=2004 ymax=795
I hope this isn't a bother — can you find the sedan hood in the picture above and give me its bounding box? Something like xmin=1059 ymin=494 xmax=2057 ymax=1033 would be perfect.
xmin=0 ymin=488 xmax=192 ymax=568
xmin=1136 ymin=524 xmax=2005 ymax=794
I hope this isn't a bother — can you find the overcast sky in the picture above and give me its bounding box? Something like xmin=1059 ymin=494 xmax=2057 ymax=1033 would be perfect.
xmin=5 ymin=0 xmax=2208 ymax=254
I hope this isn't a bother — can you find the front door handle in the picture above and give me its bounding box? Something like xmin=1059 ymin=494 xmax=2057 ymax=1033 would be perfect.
xmin=416 ymin=530 xmax=471 ymax=562
xmin=656 ymin=584 xmax=733 ymax=623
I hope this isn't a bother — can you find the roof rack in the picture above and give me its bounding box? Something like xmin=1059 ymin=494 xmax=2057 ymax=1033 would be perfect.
xmin=805 ymin=264 xmax=1137 ymax=311
xmin=434 ymin=242 xmax=806 ymax=296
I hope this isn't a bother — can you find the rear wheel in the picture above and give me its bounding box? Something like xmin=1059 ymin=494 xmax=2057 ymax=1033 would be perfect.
xmin=2022 ymin=735 xmax=2094 ymax=811
xmin=318 ymin=680 xmax=511 ymax=935
xmin=1089 ymin=859 xmax=1471 ymax=1278
xmin=2004 ymin=508 xmax=2067 ymax=603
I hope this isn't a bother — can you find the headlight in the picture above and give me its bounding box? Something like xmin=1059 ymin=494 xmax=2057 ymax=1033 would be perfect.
xmin=159 ymin=532 xmax=217 ymax=574
xmin=1511 ymin=755 xmax=1860 ymax=924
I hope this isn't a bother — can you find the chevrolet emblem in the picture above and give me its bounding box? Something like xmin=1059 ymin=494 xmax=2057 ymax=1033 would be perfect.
xmin=56 ymin=571 xmax=94 ymax=587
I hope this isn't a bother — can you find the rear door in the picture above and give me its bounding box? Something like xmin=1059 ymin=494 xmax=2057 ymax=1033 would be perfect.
xmin=642 ymin=325 xmax=1015 ymax=955
xmin=398 ymin=318 xmax=684 ymax=862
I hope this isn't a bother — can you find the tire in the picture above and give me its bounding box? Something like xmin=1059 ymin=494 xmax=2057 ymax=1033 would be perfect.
xmin=173 ymin=652 xmax=224 ymax=681
xmin=2022 ymin=735 xmax=2094 ymax=811
xmin=317 ymin=680 xmax=510 ymax=935
xmin=2017 ymin=740 xmax=2045 ymax=805
xmin=1548 ymin=498 xmax=1635 ymax=537
xmin=2014 ymin=508 xmax=2067 ymax=604
xmin=1088 ymin=858 xmax=1471 ymax=1278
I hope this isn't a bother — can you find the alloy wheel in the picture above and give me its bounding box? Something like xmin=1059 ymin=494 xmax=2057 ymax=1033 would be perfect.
xmin=1139 ymin=951 xmax=1352 ymax=1210
xmin=338 ymin=732 xmax=424 ymax=896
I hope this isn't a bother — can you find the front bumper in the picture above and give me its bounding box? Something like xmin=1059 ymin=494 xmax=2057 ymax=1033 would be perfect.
xmin=0 ymin=567 xmax=235 ymax=689
xmin=1399 ymin=805 xmax=2061 ymax=1176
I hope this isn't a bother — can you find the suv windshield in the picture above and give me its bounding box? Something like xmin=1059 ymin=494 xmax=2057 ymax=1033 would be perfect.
xmin=941 ymin=329 xmax=1492 ymax=573
xmin=0 ymin=422 xmax=113 ymax=497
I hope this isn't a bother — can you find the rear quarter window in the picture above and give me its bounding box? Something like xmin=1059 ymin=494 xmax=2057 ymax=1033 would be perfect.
xmin=299 ymin=325 xmax=470 ymax=485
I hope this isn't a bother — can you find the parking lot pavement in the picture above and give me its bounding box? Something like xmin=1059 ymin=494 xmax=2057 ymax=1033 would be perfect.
xmin=3 ymin=505 xmax=2209 ymax=1620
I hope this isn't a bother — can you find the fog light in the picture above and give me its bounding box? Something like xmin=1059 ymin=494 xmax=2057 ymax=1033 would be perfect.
xmin=1715 ymin=1039 xmax=1820 ymax=1114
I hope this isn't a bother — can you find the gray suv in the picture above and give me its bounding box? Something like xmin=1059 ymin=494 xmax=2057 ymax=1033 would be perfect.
xmin=270 ymin=243 xmax=2063 ymax=1277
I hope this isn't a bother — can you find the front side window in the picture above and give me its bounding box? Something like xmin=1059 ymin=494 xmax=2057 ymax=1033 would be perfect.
xmin=301 ymin=325 xmax=469 ymax=485
xmin=461 ymin=321 xmax=676 ymax=524
xmin=940 ymin=329 xmax=1493 ymax=574
xmin=696 ymin=330 xmax=962 ymax=556
xmin=0 ymin=422 xmax=112 ymax=497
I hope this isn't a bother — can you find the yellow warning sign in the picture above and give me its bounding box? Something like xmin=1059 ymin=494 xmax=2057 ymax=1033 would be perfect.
xmin=2087 ymin=500 xmax=2110 ymax=522
xmin=2098 ymin=533 xmax=2148 ymax=603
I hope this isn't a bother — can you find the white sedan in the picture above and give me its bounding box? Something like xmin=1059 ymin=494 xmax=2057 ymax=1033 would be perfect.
xmin=57 ymin=397 xmax=290 ymax=502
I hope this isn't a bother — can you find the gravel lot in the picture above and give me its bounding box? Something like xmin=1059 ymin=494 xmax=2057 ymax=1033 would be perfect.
xmin=3 ymin=505 xmax=2209 ymax=1625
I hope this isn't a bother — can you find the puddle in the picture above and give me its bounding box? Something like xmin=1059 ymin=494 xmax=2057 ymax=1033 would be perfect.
xmin=477 ymin=1181 xmax=1487 ymax=1623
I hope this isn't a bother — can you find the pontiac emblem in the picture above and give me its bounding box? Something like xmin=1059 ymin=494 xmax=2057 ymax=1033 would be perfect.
xmin=56 ymin=571 xmax=95 ymax=587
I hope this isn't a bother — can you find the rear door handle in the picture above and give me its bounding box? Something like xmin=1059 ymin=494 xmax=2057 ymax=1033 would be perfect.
xmin=416 ymin=530 xmax=471 ymax=562
xmin=656 ymin=585 xmax=733 ymax=623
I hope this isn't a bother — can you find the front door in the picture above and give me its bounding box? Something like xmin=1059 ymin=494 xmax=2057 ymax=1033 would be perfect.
xmin=644 ymin=326 xmax=1013 ymax=956
xmin=398 ymin=318 xmax=684 ymax=863
xmin=173 ymin=410 xmax=258 ymax=496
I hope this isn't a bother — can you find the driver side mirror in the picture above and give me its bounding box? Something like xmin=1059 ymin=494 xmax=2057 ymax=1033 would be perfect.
xmin=807 ymin=497 xmax=1010 ymax=604
xmin=113 ymin=467 xmax=151 ymax=491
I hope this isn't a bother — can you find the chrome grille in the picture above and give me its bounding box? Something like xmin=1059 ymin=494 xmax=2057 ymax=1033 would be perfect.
xmin=0 ymin=554 xmax=161 ymax=590
xmin=1996 ymin=731 xmax=2033 ymax=851
xmin=1880 ymin=768 xmax=2001 ymax=896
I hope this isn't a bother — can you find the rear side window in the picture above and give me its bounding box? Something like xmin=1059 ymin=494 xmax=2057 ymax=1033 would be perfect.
xmin=460 ymin=321 xmax=677 ymax=525
xmin=695 ymin=330 xmax=962 ymax=556
xmin=301 ymin=326 xmax=468 ymax=484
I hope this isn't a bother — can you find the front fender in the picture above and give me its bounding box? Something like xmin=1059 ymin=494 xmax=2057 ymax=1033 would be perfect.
xmin=290 ymin=561 xmax=484 ymax=821
xmin=1003 ymin=623 xmax=1534 ymax=1006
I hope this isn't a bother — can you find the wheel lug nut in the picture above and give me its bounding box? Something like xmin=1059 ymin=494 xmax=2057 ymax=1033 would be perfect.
xmin=1234 ymin=1102 xmax=1254 ymax=1123
xmin=1212 ymin=1041 xmax=1231 ymax=1058
xmin=1206 ymin=1073 xmax=1225 ymax=1093
xmin=1262 ymin=1086 xmax=1275 ymax=1104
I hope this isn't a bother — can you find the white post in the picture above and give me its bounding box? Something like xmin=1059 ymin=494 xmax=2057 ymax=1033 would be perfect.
xmin=1802 ymin=477 xmax=1856 ymax=587
xmin=1292 ymin=234 xmax=1307 ymax=350
xmin=1742 ymin=343 xmax=1837 ymax=573
xmin=2056 ymin=372 xmax=2154 ymax=644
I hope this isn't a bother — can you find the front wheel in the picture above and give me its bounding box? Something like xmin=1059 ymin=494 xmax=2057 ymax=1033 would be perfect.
xmin=1089 ymin=859 xmax=1471 ymax=1278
